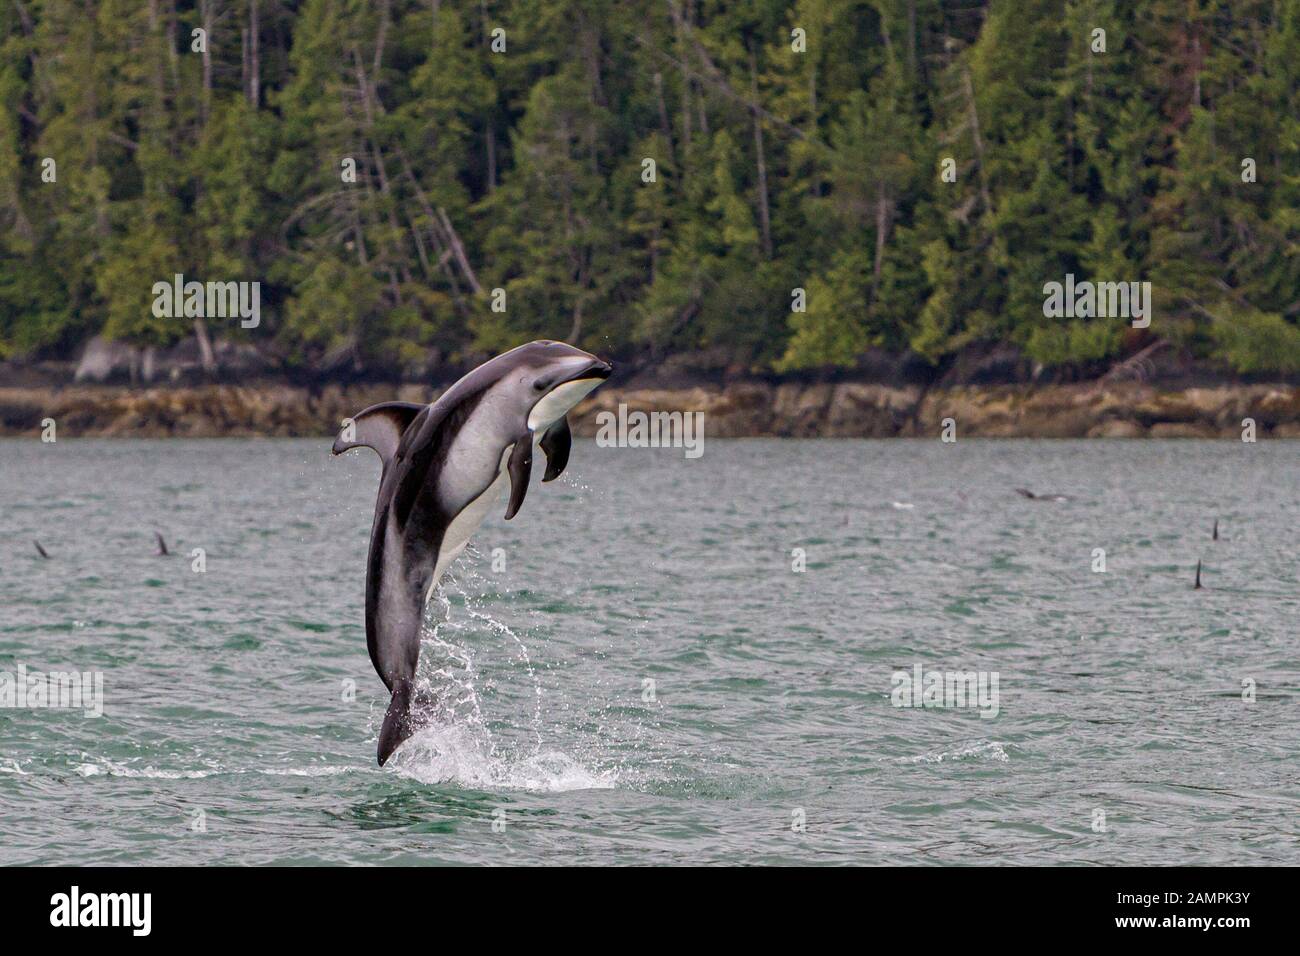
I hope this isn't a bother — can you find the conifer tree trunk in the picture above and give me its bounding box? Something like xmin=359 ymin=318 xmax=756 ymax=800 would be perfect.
xmin=750 ymin=49 xmax=772 ymax=260
xmin=249 ymin=0 xmax=260 ymax=108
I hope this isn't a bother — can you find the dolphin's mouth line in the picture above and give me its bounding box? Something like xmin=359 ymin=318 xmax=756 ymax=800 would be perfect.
xmin=557 ymin=360 xmax=612 ymax=386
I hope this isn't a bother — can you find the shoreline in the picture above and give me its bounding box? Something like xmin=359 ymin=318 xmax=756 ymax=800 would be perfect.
xmin=1 ymin=380 xmax=1297 ymax=439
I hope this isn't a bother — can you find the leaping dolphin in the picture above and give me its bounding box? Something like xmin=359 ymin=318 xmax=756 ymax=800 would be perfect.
xmin=332 ymin=340 xmax=612 ymax=765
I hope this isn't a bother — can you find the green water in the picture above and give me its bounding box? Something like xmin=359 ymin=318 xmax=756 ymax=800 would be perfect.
xmin=1 ymin=438 xmax=1296 ymax=865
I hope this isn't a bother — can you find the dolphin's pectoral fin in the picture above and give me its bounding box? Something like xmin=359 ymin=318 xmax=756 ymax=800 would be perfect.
xmin=332 ymin=401 xmax=426 ymax=465
xmin=504 ymin=438 xmax=533 ymax=520
xmin=377 ymin=677 xmax=415 ymax=766
xmin=540 ymin=417 xmax=572 ymax=482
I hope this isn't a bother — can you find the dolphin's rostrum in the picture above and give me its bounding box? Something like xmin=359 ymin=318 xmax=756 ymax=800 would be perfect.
xmin=332 ymin=340 xmax=612 ymax=765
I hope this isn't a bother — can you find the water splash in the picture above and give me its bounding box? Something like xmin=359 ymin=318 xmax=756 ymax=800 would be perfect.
xmin=389 ymin=723 xmax=615 ymax=792
xmin=389 ymin=560 xmax=614 ymax=792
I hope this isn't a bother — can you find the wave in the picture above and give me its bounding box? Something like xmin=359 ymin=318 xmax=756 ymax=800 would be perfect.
xmin=71 ymin=760 xmax=365 ymax=780
xmin=894 ymin=740 xmax=1010 ymax=764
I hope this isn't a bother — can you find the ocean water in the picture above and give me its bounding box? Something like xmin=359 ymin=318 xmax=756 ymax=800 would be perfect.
xmin=0 ymin=436 xmax=1296 ymax=866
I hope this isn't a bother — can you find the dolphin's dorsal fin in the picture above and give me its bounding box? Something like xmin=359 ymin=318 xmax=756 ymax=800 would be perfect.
xmin=540 ymin=417 xmax=572 ymax=482
xmin=332 ymin=402 xmax=426 ymax=465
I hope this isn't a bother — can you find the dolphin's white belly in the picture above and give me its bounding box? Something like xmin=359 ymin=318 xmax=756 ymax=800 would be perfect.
xmin=428 ymin=445 xmax=512 ymax=594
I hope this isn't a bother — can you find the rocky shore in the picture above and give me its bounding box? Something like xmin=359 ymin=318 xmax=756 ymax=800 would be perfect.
xmin=1 ymin=380 xmax=1298 ymax=439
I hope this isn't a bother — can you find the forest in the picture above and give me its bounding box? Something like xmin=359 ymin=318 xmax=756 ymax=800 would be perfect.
xmin=2 ymin=0 xmax=1299 ymax=379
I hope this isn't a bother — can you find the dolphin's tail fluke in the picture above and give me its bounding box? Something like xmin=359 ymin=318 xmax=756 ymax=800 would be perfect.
xmin=377 ymin=678 xmax=415 ymax=766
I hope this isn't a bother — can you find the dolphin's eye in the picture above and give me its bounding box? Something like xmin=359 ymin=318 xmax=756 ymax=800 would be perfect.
xmin=533 ymin=379 xmax=548 ymax=392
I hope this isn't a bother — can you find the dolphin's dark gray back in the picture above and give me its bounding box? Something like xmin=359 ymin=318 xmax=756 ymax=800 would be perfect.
xmin=364 ymin=388 xmax=490 ymax=685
